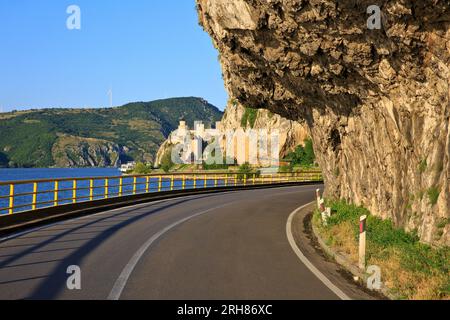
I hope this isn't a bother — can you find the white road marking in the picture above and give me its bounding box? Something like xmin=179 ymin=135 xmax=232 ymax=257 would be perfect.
xmin=107 ymin=201 xmax=237 ymax=300
xmin=286 ymin=202 xmax=351 ymax=300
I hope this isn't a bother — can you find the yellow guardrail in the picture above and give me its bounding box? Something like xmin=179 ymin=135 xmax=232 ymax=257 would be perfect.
xmin=0 ymin=171 xmax=323 ymax=216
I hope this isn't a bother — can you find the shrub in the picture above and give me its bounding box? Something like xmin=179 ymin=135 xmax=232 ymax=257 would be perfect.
xmin=285 ymin=138 xmax=316 ymax=167
xmin=279 ymin=164 xmax=293 ymax=173
xmin=133 ymin=162 xmax=152 ymax=175
xmin=237 ymin=162 xmax=259 ymax=180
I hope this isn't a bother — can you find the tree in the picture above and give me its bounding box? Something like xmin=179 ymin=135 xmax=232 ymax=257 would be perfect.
xmin=287 ymin=138 xmax=316 ymax=167
xmin=160 ymin=150 xmax=174 ymax=173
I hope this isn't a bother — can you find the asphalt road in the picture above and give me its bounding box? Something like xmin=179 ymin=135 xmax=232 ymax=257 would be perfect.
xmin=0 ymin=185 xmax=370 ymax=300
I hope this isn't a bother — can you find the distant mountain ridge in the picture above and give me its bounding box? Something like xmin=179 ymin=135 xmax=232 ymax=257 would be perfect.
xmin=0 ymin=97 xmax=223 ymax=168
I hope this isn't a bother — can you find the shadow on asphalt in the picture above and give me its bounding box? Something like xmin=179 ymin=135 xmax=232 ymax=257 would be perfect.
xmin=0 ymin=194 xmax=217 ymax=299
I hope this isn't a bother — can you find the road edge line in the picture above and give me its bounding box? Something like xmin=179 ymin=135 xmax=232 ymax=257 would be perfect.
xmin=286 ymin=202 xmax=351 ymax=300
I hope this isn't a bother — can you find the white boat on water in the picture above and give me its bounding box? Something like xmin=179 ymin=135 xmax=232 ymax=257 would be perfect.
xmin=119 ymin=162 xmax=136 ymax=173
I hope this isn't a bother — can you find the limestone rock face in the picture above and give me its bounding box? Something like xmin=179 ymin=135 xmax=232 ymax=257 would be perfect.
xmin=197 ymin=0 xmax=450 ymax=245
xmin=220 ymin=102 xmax=309 ymax=158
xmin=155 ymin=139 xmax=173 ymax=167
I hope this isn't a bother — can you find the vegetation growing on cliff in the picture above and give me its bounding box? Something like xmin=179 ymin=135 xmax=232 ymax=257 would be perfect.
xmin=0 ymin=97 xmax=223 ymax=168
xmin=241 ymin=108 xmax=258 ymax=128
xmin=427 ymin=187 xmax=440 ymax=206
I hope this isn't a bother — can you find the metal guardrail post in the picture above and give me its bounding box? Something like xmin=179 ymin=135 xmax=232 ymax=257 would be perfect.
xmin=32 ymin=182 xmax=38 ymax=210
xmin=146 ymin=176 xmax=150 ymax=193
xmin=105 ymin=178 xmax=109 ymax=199
xmin=89 ymin=179 xmax=94 ymax=201
xmin=9 ymin=184 xmax=14 ymax=215
xmin=54 ymin=181 xmax=59 ymax=206
xmin=182 ymin=175 xmax=186 ymax=190
xmin=158 ymin=176 xmax=162 ymax=192
xmin=73 ymin=180 xmax=77 ymax=204
xmin=204 ymin=175 xmax=207 ymax=188
xmin=193 ymin=175 xmax=197 ymax=189
xmin=119 ymin=177 xmax=123 ymax=196
xmin=170 ymin=175 xmax=174 ymax=191
xmin=133 ymin=177 xmax=137 ymax=195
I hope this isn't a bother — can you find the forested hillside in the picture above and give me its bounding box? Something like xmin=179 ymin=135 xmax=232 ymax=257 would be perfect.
xmin=0 ymin=97 xmax=223 ymax=168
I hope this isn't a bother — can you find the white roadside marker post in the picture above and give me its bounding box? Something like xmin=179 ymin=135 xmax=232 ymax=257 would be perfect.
xmin=359 ymin=215 xmax=367 ymax=271
xmin=326 ymin=207 xmax=331 ymax=219
xmin=319 ymin=198 xmax=325 ymax=213
xmin=319 ymin=199 xmax=329 ymax=225
xmin=316 ymin=189 xmax=321 ymax=209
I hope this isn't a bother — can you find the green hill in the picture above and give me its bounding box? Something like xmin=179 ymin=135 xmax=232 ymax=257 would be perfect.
xmin=0 ymin=97 xmax=223 ymax=168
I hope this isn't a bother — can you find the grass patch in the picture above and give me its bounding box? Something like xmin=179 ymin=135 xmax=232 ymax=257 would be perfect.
xmin=313 ymin=199 xmax=449 ymax=300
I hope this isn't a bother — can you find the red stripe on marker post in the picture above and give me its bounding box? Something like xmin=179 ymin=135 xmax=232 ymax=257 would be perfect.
xmin=359 ymin=215 xmax=367 ymax=270
xmin=360 ymin=215 xmax=367 ymax=233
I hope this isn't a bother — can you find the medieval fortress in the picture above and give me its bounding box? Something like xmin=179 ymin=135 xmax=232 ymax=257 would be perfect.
xmin=163 ymin=120 xmax=280 ymax=167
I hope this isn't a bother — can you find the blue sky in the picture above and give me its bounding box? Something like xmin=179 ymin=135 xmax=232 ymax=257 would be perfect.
xmin=0 ymin=1 xmax=228 ymax=111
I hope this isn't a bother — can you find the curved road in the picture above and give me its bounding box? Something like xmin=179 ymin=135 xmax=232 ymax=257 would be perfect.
xmin=0 ymin=185 xmax=369 ymax=300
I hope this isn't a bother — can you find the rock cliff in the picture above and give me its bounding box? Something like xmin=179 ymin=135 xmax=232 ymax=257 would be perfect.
xmin=220 ymin=101 xmax=309 ymax=157
xmin=196 ymin=0 xmax=450 ymax=245
xmin=52 ymin=135 xmax=125 ymax=168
